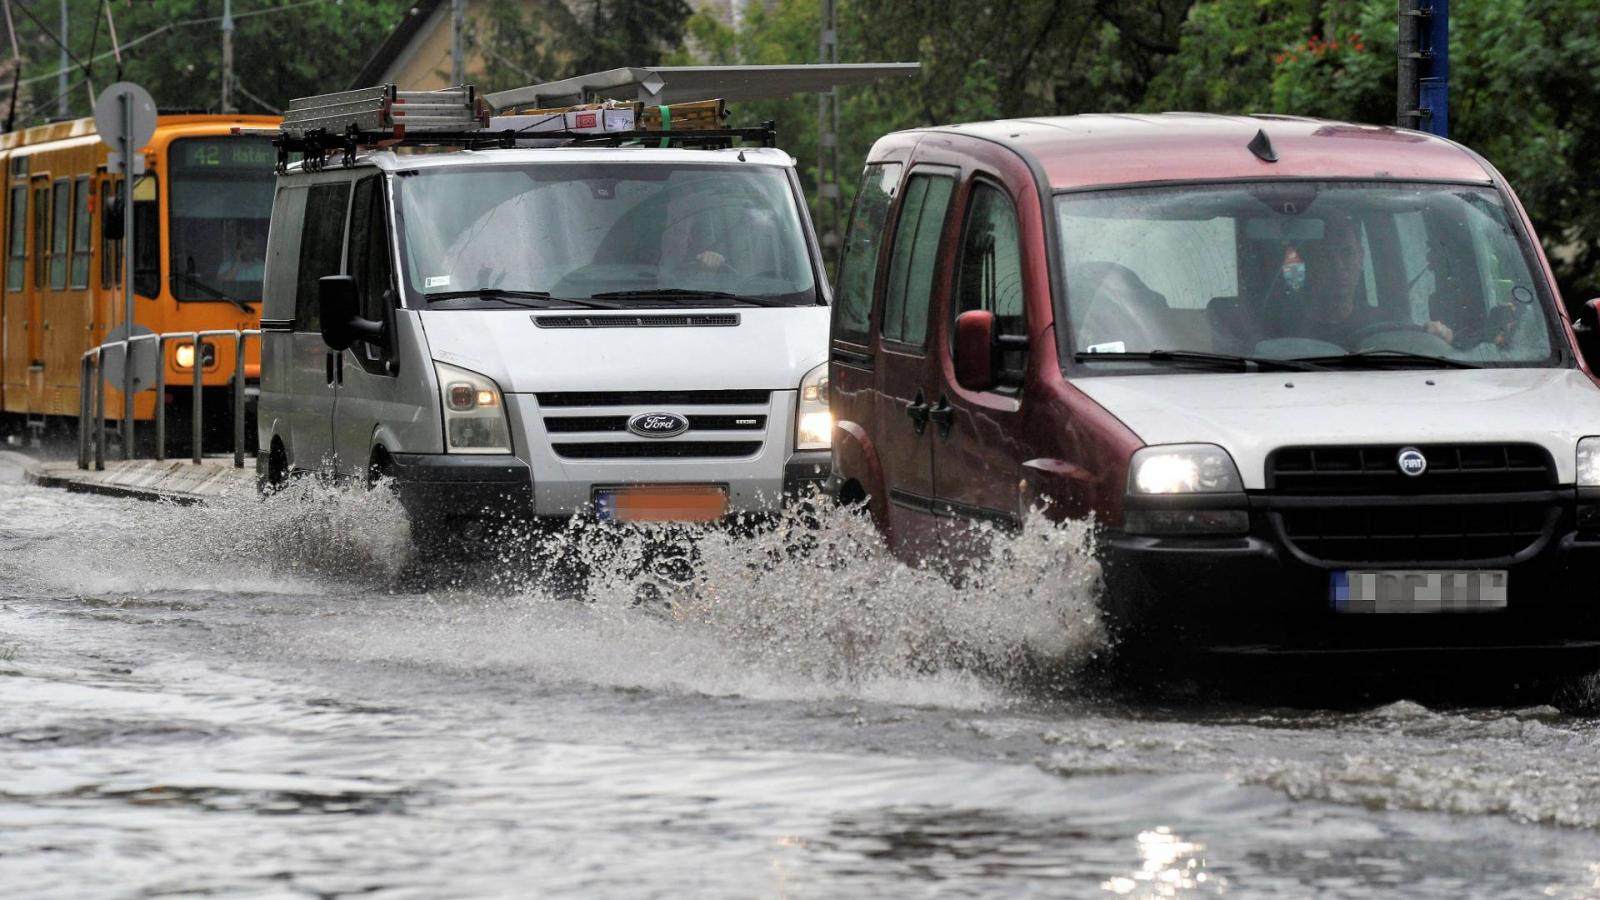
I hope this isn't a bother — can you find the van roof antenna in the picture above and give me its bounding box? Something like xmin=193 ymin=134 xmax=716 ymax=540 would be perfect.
xmin=1248 ymin=128 xmax=1278 ymax=163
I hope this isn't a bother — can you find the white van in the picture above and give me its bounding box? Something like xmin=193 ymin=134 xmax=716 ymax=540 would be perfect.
xmin=255 ymin=89 xmax=834 ymax=533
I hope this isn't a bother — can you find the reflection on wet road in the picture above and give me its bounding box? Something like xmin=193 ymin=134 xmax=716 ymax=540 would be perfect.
xmin=2 ymin=455 xmax=1599 ymax=898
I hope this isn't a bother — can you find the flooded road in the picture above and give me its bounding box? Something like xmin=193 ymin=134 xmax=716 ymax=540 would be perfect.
xmin=3 ymin=454 xmax=1600 ymax=898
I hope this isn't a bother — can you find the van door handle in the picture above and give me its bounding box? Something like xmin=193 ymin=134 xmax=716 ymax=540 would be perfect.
xmin=905 ymin=392 xmax=929 ymax=435
xmin=928 ymin=396 xmax=954 ymax=438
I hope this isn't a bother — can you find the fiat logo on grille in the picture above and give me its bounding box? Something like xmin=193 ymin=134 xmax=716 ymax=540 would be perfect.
xmin=1397 ymin=446 xmax=1428 ymax=477
xmin=627 ymin=412 xmax=690 ymax=438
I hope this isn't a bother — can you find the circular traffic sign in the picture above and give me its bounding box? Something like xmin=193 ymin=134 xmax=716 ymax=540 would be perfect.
xmin=93 ymin=81 xmax=157 ymax=152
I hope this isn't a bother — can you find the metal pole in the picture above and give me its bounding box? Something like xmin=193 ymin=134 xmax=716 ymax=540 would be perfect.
xmin=450 ymin=0 xmax=465 ymax=86
xmin=191 ymin=332 xmax=202 ymax=464
xmin=153 ymin=335 xmax=166 ymax=460
xmin=816 ymin=0 xmax=841 ymax=266
xmin=1418 ymin=0 xmax=1449 ymax=137
xmin=1397 ymin=0 xmax=1420 ymax=130
xmin=78 ymin=352 xmax=91 ymax=468
xmin=120 ymin=92 xmax=135 ymax=458
xmin=221 ymin=0 xmax=234 ymax=114
xmin=56 ymin=0 xmax=66 ymax=118
xmin=233 ymin=332 xmax=245 ymax=468
xmin=95 ymin=346 xmax=106 ymax=470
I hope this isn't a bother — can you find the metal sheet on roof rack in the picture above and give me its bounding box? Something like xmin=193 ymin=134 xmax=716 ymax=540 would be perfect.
xmin=485 ymin=63 xmax=921 ymax=112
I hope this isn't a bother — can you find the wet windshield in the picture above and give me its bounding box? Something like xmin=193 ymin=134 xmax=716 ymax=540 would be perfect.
xmin=396 ymin=161 xmax=818 ymax=307
xmin=1058 ymin=181 xmax=1559 ymax=369
xmin=168 ymin=137 xmax=275 ymax=305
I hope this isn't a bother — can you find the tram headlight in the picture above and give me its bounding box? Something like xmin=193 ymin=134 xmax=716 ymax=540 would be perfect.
xmin=173 ymin=341 xmax=215 ymax=370
xmin=796 ymin=363 xmax=831 ymax=451
xmin=434 ymin=361 xmax=511 ymax=454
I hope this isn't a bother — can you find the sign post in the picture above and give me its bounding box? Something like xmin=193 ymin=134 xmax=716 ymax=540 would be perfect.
xmin=93 ymin=82 xmax=156 ymax=458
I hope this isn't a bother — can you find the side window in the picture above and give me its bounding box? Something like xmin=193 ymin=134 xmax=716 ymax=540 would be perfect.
xmin=833 ymin=162 xmax=902 ymax=345
xmin=6 ymin=185 xmax=24 ymax=292
xmin=132 ymin=176 xmax=160 ymax=297
xmin=954 ymin=183 xmax=1027 ymax=377
xmin=879 ymin=172 xmax=954 ymax=347
xmin=69 ymin=177 xmax=90 ymax=289
xmin=345 ymin=174 xmax=394 ymax=361
xmin=262 ymin=185 xmax=306 ymax=323
xmin=294 ymin=181 xmax=350 ymax=331
xmin=31 ymin=183 xmax=46 ymax=289
xmin=49 ymin=179 xmax=69 ymax=290
xmin=100 ymin=177 xmax=121 ymax=289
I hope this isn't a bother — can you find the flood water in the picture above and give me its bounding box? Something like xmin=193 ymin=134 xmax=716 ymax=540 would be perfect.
xmin=3 ymin=453 xmax=1600 ymax=898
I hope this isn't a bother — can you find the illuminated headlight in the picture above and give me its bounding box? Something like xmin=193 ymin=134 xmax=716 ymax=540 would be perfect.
xmin=173 ymin=341 xmax=214 ymax=370
xmin=1579 ymin=437 xmax=1600 ymax=487
xmin=434 ymin=361 xmax=511 ymax=454
xmin=796 ymin=362 xmax=831 ymax=450
xmin=1128 ymin=444 xmax=1242 ymax=494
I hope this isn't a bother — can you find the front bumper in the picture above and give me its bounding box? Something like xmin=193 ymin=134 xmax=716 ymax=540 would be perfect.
xmin=386 ymin=449 xmax=831 ymax=522
xmin=1102 ymin=492 xmax=1600 ymax=651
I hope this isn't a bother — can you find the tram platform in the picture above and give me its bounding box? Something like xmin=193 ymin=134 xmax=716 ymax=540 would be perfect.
xmin=11 ymin=452 xmax=254 ymax=503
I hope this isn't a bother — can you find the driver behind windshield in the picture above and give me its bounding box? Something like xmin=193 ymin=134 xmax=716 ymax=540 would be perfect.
xmin=1270 ymin=216 xmax=1455 ymax=348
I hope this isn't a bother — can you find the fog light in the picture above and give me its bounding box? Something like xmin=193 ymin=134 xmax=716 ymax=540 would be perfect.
xmin=1125 ymin=508 xmax=1249 ymax=536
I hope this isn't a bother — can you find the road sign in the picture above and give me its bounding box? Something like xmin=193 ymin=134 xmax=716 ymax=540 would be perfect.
xmin=93 ymin=81 xmax=157 ymax=458
xmin=93 ymin=82 xmax=156 ymax=153
xmin=100 ymin=323 xmax=158 ymax=396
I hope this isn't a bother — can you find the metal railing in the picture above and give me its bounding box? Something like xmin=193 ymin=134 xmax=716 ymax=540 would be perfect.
xmin=77 ymin=329 xmax=260 ymax=471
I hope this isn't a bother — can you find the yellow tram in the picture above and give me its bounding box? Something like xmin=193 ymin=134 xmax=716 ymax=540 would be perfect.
xmin=0 ymin=113 xmax=279 ymax=446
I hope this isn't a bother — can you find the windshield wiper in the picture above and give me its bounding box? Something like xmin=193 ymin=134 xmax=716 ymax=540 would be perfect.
xmin=587 ymin=288 xmax=788 ymax=307
xmin=1293 ymin=349 xmax=1481 ymax=370
xmin=172 ymin=271 xmax=254 ymax=314
xmin=1074 ymin=349 xmax=1325 ymax=372
xmin=424 ymin=289 xmax=624 ymax=310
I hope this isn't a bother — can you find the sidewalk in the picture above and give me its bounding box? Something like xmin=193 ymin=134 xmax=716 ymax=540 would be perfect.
xmin=14 ymin=452 xmax=256 ymax=503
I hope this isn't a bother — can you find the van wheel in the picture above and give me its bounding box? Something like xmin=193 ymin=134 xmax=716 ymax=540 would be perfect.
xmin=258 ymin=440 xmax=289 ymax=496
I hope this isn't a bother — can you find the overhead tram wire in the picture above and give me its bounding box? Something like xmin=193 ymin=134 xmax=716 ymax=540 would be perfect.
xmin=11 ymin=0 xmax=335 ymax=90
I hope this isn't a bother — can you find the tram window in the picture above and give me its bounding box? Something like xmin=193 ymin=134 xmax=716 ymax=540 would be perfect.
xmin=70 ymin=177 xmax=89 ymax=289
xmin=32 ymin=184 xmax=46 ymax=289
xmin=295 ymin=181 xmax=351 ymax=331
xmin=133 ymin=177 xmax=159 ymax=297
xmin=49 ymin=179 xmax=69 ymax=291
xmin=101 ymin=178 xmax=121 ymax=289
xmin=6 ymin=185 xmax=23 ymax=292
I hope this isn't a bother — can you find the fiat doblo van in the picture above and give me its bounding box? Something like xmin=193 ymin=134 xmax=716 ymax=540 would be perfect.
xmin=255 ymin=86 xmax=832 ymax=532
xmin=828 ymin=114 xmax=1600 ymax=652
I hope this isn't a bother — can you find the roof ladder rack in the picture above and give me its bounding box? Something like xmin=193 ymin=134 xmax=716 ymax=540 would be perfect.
xmin=281 ymin=84 xmax=486 ymax=138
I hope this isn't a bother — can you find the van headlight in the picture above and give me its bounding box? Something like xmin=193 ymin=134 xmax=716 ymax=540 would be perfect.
xmin=434 ymin=361 xmax=511 ymax=454
xmin=1125 ymin=444 xmax=1247 ymax=536
xmin=1579 ymin=437 xmax=1600 ymax=486
xmin=796 ymin=362 xmax=831 ymax=451
xmin=1128 ymin=444 xmax=1242 ymax=494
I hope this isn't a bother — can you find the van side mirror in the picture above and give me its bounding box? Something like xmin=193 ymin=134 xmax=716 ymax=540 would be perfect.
xmin=955 ymin=310 xmax=997 ymax=391
xmin=318 ymin=275 xmax=388 ymax=352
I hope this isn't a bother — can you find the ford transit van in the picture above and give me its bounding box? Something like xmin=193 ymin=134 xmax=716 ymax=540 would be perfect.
xmin=256 ymin=88 xmax=834 ymax=534
xmin=829 ymin=114 xmax=1600 ymax=653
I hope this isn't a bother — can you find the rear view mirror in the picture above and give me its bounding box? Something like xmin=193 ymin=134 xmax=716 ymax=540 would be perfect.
xmin=955 ymin=310 xmax=997 ymax=391
xmin=318 ymin=275 xmax=387 ymax=352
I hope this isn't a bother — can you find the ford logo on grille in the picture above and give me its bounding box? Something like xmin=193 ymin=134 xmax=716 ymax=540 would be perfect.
xmin=627 ymin=412 xmax=690 ymax=439
xmin=1397 ymin=446 xmax=1427 ymax=477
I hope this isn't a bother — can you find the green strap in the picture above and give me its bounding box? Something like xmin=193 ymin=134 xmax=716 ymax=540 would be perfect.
xmin=658 ymin=105 xmax=671 ymax=148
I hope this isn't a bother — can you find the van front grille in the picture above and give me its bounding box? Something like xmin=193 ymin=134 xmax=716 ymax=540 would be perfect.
xmin=552 ymin=441 xmax=763 ymax=460
xmin=536 ymin=390 xmax=771 ymax=408
xmin=1268 ymin=444 xmax=1555 ymax=494
xmin=1274 ymin=503 xmax=1553 ymax=565
xmin=533 ymin=314 xmax=740 ymax=329
xmin=544 ymin=414 xmax=766 ymax=433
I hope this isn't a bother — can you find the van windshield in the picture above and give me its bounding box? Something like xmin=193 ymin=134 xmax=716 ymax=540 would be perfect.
xmin=395 ymin=161 xmax=818 ymax=307
xmin=1058 ymin=181 xmax=1562 ymax=370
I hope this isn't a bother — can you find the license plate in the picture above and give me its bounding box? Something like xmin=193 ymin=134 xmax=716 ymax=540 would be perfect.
xmin=594 ymin=485 xmax=728 ymax=523
xmin=1331 ymin=570 xmax=1508 ymax=614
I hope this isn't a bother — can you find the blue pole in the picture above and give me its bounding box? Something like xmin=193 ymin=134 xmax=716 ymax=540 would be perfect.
xmin=1417 ymin=0 xmax=1449 ymax=137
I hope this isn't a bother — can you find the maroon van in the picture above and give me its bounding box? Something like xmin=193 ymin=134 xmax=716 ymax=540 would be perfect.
xmin=827 ymin=114 xmax=1600 ymax=653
